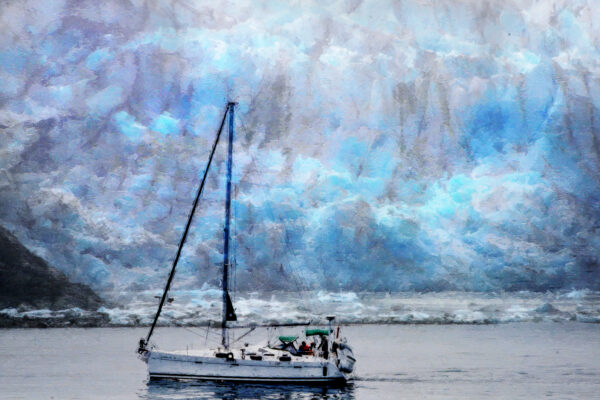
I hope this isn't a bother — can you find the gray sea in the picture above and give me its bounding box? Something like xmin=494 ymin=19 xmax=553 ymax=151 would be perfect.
xmin=1 ymin=323 xmax=599 ymax=399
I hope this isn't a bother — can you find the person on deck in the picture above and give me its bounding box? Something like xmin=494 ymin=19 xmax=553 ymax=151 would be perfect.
xmin=299 ymin=341 xmax=311 ymax=355
xmin=332 ymin=341 xmax=338 ymax=355
xmin=320 ymin=336 xmax=329 ymax=359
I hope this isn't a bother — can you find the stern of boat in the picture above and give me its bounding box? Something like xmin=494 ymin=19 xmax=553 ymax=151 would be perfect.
xmin=335 ymin=342 xmax=356 ymax=374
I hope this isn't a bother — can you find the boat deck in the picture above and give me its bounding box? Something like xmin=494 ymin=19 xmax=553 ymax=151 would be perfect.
xmin=163 ymin=345 xmax=325 ymax=364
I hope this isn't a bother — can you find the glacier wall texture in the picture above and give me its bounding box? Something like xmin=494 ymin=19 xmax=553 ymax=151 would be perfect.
xmin=0 ymin=0 xmax=599 ymax=293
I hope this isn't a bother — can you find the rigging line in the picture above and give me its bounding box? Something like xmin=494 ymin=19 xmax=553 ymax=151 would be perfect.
xmin=229 ymin=109 xmax=254 ymax=304
xmin=183 ymin=326 xmax=221 ymax=339
xmin=233 ymin=111 xmax=284 ymax=180
xmin=232 ymin=111 xmax=239 ymax=304
xmin=270 ymin=217 xmax=310 ymax=308
xmin=235 ymin=111 xmax=310 ymax=300
xmin=264 ymin=199 xmax=308 ymax=297
xmin=232 ymin=176 xmax=238 ymax=304
xmin=234 ymin=112 xmax=307 ymax=303
xmin=233 ymin=112 xmax=307 ymax=293
xmin=144 ymin=103 xmax=232 ymax=346
xmin=230 ymin=327 xmax=256 ymax=346
xmin=235 ymin=109 xmax=253 ymax=146
xmin=204 ymin=321 xmax=211 ymax=346
xmin=280 ymin=220 xmax=310 ymax=300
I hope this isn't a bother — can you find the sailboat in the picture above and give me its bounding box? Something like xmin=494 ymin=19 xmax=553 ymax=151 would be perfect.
xmin=137 ymin=102 xmax=356 ymax=384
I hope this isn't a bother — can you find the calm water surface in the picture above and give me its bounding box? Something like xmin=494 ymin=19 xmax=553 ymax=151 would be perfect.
xmin=1 ymin=323 xmax=599 ymax=399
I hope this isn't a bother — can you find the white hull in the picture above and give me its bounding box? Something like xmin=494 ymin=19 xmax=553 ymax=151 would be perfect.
xmin=146 ymin=350 xmax=348 ymax=385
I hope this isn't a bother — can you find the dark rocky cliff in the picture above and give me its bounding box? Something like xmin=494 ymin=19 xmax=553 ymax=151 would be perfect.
xmin=0 ymin=226 xmax=103 ymax=311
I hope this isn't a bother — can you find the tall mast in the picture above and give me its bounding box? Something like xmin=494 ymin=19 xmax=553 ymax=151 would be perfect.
xmin=222 ymin=102 xmax=236 ymax=349
xmin=140 ymin=103 xmax=230 ymax=350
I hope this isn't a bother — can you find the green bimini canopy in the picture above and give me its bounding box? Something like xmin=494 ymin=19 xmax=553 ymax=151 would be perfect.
xmin=305 ymin=328 xmax=330 ymax=336
xmin=278 ymin=336 xmax=298 ymax=343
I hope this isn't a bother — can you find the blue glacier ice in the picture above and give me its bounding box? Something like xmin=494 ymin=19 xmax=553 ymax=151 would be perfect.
xmin=0 ymin=0 xmax=598 ymax=298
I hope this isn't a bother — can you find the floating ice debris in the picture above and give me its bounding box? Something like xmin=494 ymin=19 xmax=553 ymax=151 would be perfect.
xmin=2 ymin=290 xmax=598 ymax=327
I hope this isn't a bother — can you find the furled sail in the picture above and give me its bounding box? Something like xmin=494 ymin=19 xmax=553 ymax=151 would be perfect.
xmin=225 ymin=292 xmax=237 ymax=321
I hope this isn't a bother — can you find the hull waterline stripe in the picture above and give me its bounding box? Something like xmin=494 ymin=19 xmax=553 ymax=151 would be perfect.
xmin=149 ymin=373 xmax=345 ymax=383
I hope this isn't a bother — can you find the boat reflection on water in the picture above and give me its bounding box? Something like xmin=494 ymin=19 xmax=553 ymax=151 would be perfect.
xmin=142 ymin=379 xmax=356 ymax=400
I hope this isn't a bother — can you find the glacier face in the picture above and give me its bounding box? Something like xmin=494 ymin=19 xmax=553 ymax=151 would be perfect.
xmin=0 ymin=0 xmax=599 ymax=295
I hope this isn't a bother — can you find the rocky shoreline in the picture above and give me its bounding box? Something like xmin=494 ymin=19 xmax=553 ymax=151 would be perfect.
xmin=0 ymin=226 xmax=105 ymax=327
xmin=0 ymin=310 xmax=110 ymax=328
